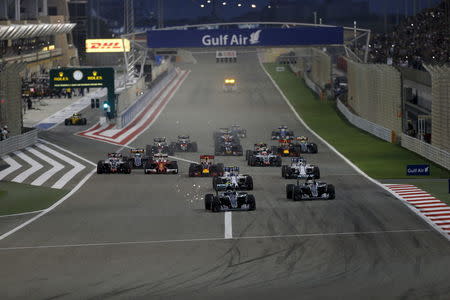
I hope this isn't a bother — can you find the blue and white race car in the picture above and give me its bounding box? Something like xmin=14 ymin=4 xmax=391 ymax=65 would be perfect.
xmin=212 ymin=166 xmax=253 ymax=191
xmin=271 ymin=125 xmax=295 ymax=140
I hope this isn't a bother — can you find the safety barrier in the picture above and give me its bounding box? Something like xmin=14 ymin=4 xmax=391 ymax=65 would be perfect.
xmin=337 ymin=99 xmax=392 ymax=142
xmin=0 ymin=129 xmax=38 ymax=156
xmin=117 ymin=68 xmax=176 ymax=128
xmin=401 ymin=133 xmax=450 ymax=170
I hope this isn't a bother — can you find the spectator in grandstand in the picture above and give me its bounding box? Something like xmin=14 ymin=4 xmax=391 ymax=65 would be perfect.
xmin=369 ymin=0 xmax=449 ymax=69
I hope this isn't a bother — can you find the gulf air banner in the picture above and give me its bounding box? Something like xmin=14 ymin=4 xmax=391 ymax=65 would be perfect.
xmin=85 ymin=39 xmax=131 ymax=53
xmin=147 ymin=27 xmax=343 ymax=48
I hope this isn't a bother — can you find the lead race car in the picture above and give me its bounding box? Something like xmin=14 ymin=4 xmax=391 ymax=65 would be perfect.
xmin=286 ymin=177 xmax=335 ymax=201
xmin=126 ymin=148 xmax=149 ymax=169
xmin=212 ymin=166 xmax=253 ymax=191
xmin=146 ymin=137 xmax=175 ymax=156
xmin=144 ymin=153 xmax=178 ymax=174
xmin=189 ymin=155 xmax=224 ymax=177
xmin=271 ymin=125 xmax=295 ymax=140
xmin=205 ymin=187 xmax=256 ymax=212
xmin=170 ymin=135 xmax=198 ymax=152
xmin=281 ymin=157 xmax=320 ymax=179
xmin=97 ymin=153 xmax=131 ymax=174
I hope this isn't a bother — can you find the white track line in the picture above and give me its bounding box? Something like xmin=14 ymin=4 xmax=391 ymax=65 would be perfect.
xmin=257 ymin=54 xmax=450 ymax=241
xmin=0 ymin=229 xmax=432 ymax=251
xmin=225 ymin=211 xmax=233 ymax=239
xmin=38 ymin=139 xmax=96 ymax=167
xmin=0 ymin=210 xmax=45 ymax=218
xmin=11 ymin=151 xmax=43 ymax=183
xmin=28 ymin=147 xmax=64 ymax=186
xmin=0 ymin=169 xmax=96 ymax=242
xmin=36 ymin=144 xmax=85 ymax=189
xmin=0 ymin=155 xmax=21 ymax=180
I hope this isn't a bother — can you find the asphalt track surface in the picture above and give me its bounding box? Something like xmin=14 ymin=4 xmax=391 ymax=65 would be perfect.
xmin=1 ymin=53 xmax=450 ymax=299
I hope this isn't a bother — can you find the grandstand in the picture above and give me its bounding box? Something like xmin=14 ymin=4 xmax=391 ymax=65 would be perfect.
xmin=369 ymin=0 xmax=449 ymax=69
xmin=0 ymin=0 xmax=78 ymax=136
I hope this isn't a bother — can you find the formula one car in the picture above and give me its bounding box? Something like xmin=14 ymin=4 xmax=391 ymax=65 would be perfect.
xmin=291 ymin=136 xmax=318 ymax=153
xmin=223 ymin=78 xmax=237 ymax=92
xmin=271 ymin=125 xmax=294 ymax=140
xmin=215 ymin=141 xmax=243 ymax=156
xmin=126 ymin=148 xmax=149 ymax=169
xmin=189 ymin=155 xmax=224 ymax=177
xmin=248 ymin=148 xmax=282 ymax=167
xmin=212 ymin=166 xmax=253 ymax=191
xmin=146 ymin=137 xmax=175 ymax=156
xmin=230 ymin=124 xmax=247 ymax=138
xmin=97 ymin=153 xmax=131 ymax=174
xmin=271 ymin=139 xmax=302 ymax=157
xmin=286 ymin=177 xmax=335 ymax=201
xmin=214 ymin=128 xmax=240 ymax=144
xmin=170 ymin=135 xmax=198 ymax=152
xmin=144 ymin=153 xmax=178 ymax=174
xmin=281 ymin=157 xmax=320 ymax=179
xmin=245 ymin=143 xmax=270 ymax=160
xmin=205 ymin=188 xmax=256 ymax=212
xmin=64 ymin=113 xmax=87 ymax=126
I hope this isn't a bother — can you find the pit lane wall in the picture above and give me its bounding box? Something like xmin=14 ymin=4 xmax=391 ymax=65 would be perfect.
xmin=0 ymin=128 xmax=38 ymax=156
xmin=116 ymin=65 xmax=175 ymax=129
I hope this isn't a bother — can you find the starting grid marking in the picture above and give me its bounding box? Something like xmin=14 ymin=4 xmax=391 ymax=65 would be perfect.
xmin=385 ymin=184 xmax=450 ymax=235
xmin=76 ymin=69 xmax=190 ymax=146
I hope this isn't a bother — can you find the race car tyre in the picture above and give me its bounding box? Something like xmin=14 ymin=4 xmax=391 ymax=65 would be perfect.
xmin=313 ymin=167 xmax=321 ymax=179
xmin=190 ymin=142 xmax=198 ymax=152
xmin=188 ymin=164 xmax=197 ymax=177
xmin=205 ymin=194 xmax=214 ymax=210
xmin=271 ymin=146 xmax=278 ymax=154
xmin=248 ymin=156 xmax=255 ymax=166
xmin=96 ymin=161 xmax=104 ymax=174
xmin=247 ymin=195 xmax=256 ymax=211
xmin=293 ymin=186 xmax=302 ymax=201
xmin=82 ymin=118 xmax=87 ymax=125
xmin=245 ymin=176 xmax=253 ymax=190
xmin=145 ymin=145 xmax=152 ymax=157
xmin=309 ymin=143 xmax=318 ymax=153
xmin=275 ymin=156 xmax=282 ymax=167
xmin=327 ymin=184 xmax=335 ymax=199
xmin=172 ymin=162 xmax=179 ymax=174
xmin=281 ymin=165 xmax=288 ymax=178
xmin=245 ymin=150 xmax=252 ymax=161
xmin=286 ymin=184 xmax=294 ymax=199
xmin=64 ymin=119 xmax=70 ymax=126
xmin=212 ymin=177 xmax=218 ymax=190
xmin=212 ymin=198 xmax=221 ymax=212
xmin=217 ymin=163 xmax=224 ymax=174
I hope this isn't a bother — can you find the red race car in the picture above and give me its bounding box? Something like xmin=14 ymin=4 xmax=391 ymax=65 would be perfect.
xmin=144 ymin=153 xmax=178 ymax=174
xmin=189 ymin=155 xmax=224 ymax=177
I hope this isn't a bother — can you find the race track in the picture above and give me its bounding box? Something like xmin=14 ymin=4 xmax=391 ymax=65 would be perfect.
xmin=1 ymin=52 xmax=449 ymax=299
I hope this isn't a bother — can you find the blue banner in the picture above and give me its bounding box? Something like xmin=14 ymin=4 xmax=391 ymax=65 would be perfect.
xmin=147 ymin=27 xmax=343 ymax=48
xmin=406 ymin=164 xmax=430 ymax=176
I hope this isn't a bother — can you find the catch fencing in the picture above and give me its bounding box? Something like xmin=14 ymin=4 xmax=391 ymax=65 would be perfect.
xmin=426 ymin=65 xmax=450 ymax=152
xmin=337 ymin=99 xmax=392 ymax=142
xmin=347 ymin=60 xmax=402 ymax=138
xmin=401 ymin=133 xmax=450 ymax=170
xmin=0 ymin=129 xmax=38 ymax=156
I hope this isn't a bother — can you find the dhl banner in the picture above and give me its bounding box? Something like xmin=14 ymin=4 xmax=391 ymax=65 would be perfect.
xmin=85 ymin=39 xmax=131 ymax=53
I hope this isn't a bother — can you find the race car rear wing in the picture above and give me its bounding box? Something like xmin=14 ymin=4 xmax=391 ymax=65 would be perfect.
xmin=200 ymin=155 xmax=215 ymax=160
xmin=130 ymin=149 xmax=145 ymax=153
xmin=279 ymin=139 xmax=292 ymax=143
